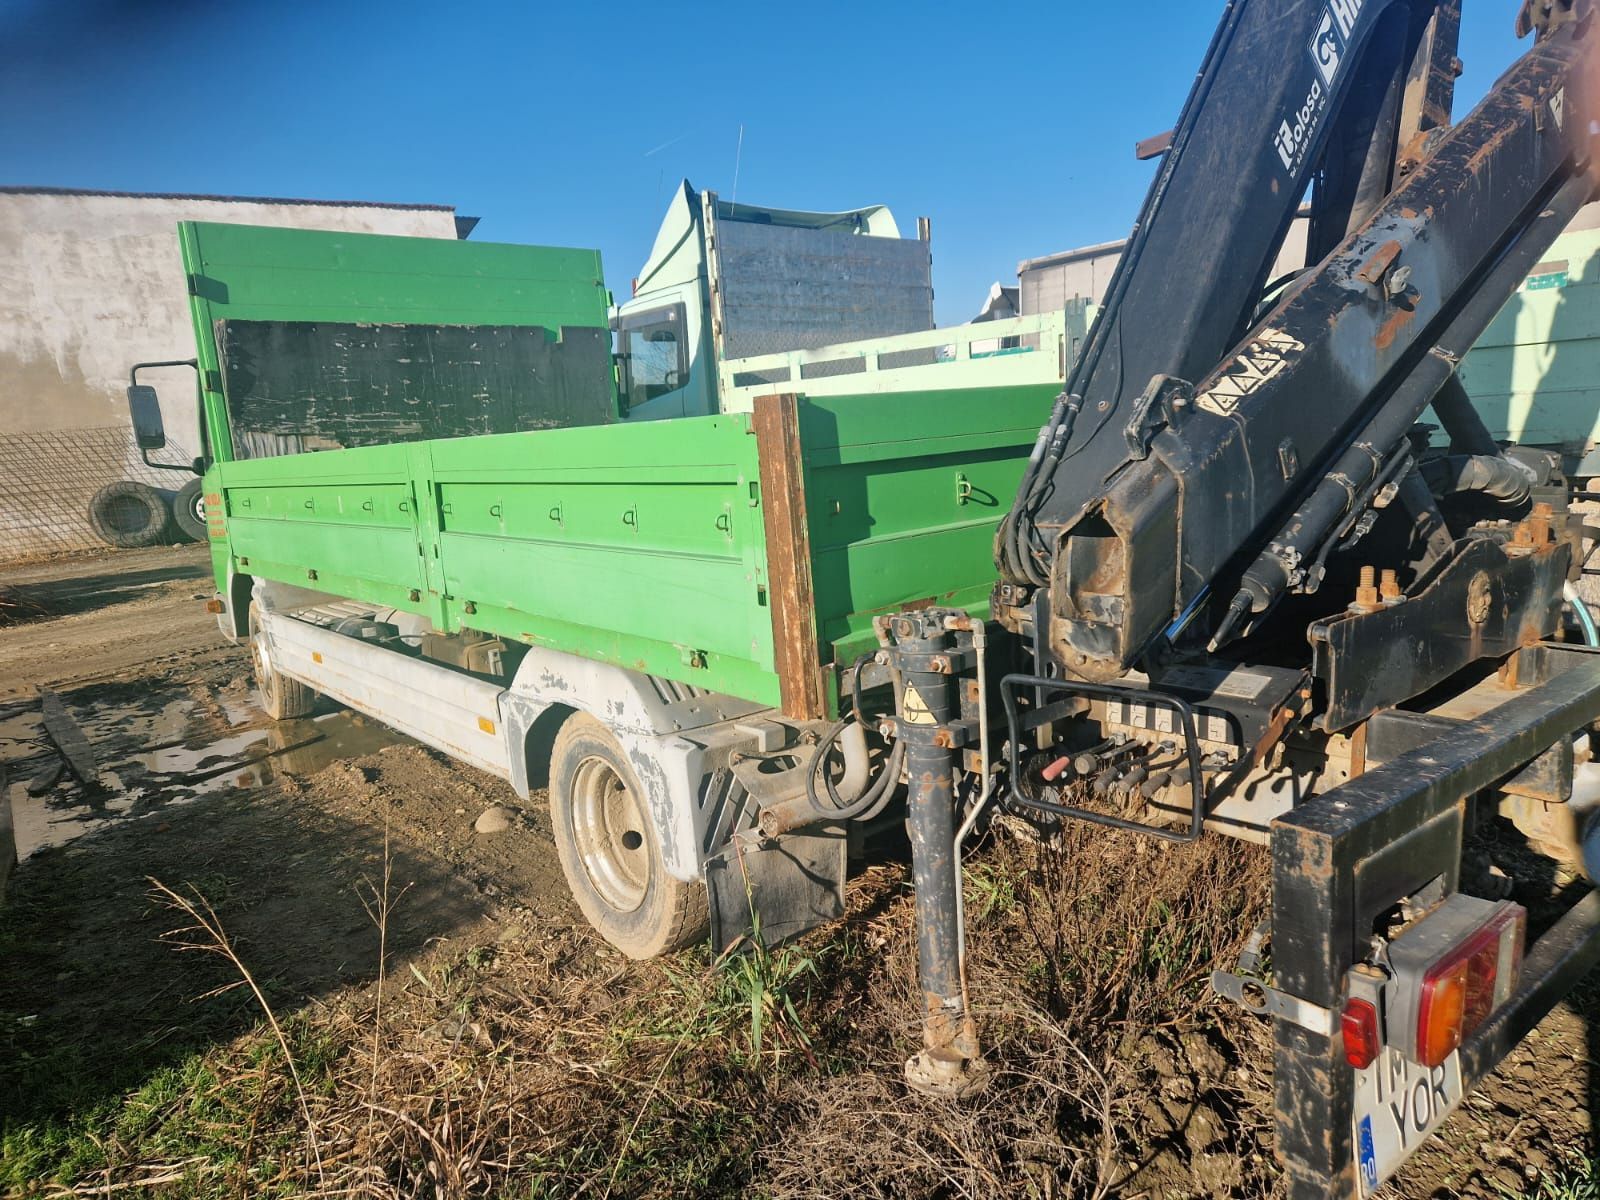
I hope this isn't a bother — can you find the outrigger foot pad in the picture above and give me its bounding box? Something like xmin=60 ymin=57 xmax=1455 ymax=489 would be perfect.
xmin=903 ymin=1050 xmax=992 ymax=1100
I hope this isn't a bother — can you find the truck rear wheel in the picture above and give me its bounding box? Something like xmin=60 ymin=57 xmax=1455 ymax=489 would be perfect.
xmin=549 ymin=713 xmax=707 ymax=958
xmin=249 ymin=604 xmax=317 ymax=721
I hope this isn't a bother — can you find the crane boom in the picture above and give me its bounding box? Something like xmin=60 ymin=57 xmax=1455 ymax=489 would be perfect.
xmin=997 ymin=0 xmax=1595 ymax=684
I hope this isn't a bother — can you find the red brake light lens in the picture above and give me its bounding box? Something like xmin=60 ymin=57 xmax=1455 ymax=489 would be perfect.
xmin=1461 ymin=927 xmax=1502 ymax=1032
xmin=1342 ymin=997 xmax=1381 ymax=1069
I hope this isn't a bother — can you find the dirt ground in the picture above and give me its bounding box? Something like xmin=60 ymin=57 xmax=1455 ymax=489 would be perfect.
xmin=1 ymin=546 xmax=1597 ymax=1198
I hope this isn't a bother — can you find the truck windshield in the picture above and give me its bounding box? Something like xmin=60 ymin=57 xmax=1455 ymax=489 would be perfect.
xmin=617 ymin=303 xmax=687 ymax=410
xmin=217 ymin=319 xmax=615 ymax=459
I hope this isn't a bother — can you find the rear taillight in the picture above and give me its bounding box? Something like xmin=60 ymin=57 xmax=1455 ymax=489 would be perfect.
xmin=1390 ymin=896 xmax=1526 ymax=1069
xmin=1416 ymin=955 xmax=1470 ymax=1067
xmin=1341 ymin=997 xmax=1381 ymax=1069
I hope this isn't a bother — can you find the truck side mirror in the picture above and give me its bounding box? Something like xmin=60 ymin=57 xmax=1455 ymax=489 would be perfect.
xmin=126 ymin=384 xmax=166 ymax=450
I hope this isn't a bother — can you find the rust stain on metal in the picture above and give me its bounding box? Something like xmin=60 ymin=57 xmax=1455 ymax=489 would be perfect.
xmin=752 ymin=393 xmax=828 ymax=722
xmin=1251 ymin=687 xmax=1304 ymax=770
xmin=1375 ymin=304 xmax=1416 ymax=351
xmin=1135 ymin=128 xmax=1175 ymax=160
xmin=1276 ymin=826 xmax=1337 ymax=883
xmin=1357 ymin=240 xmax=1403 ymax=285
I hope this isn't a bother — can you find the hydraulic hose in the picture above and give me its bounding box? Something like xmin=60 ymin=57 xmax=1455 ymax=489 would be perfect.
xmin=801 ymin=718 xmax=905 ymax=823
xmin=1003 ymin=392 xmax=1082 ymax=586
xmin=1565 ymin=581 xmax=1600 ymax=648
xmin=764 ymin=649 xmax=915 ymax=838
xmin=1422 ymin=453 xmax=1536 ymax=504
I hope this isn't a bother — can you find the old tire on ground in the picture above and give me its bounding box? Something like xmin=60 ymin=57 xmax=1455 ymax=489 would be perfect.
xmin=249 ymin=603 xmax=317 ymax=721
xmin=172 ymin=478 xmax=208 ymax=543
xmin=549 ymin=713 xmax=707 ymax=958
xmin=87 ymin=481 xmax=170 ymax=549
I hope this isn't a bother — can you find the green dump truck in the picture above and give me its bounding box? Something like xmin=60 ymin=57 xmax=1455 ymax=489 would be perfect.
xmin=134 ymin=202 xmax=1600 ymax=963
xmin=133 ymin=216 xmax=1056 ymax=957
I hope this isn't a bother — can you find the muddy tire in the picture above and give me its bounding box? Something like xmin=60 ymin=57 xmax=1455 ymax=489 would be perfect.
xmin=249 ymin=604 xmax=317 ymax=721
xmin=172 ymin=478 xmax=208 ymax=543
xmin=87 ymin=481 xmax=170 ymax=549
xmin=549 ymin=713 xmax=707 ymax=958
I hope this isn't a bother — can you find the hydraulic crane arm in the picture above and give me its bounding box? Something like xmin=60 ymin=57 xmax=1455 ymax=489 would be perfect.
xmin=999 ymin=0 xmax=1598 ymax=681
xmin=999 ymin=0 xmax=1464 ymax=592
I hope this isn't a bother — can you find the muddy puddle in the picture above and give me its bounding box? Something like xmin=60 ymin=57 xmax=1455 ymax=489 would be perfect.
xmin=4 ymin=689 xmax=402 ymax=858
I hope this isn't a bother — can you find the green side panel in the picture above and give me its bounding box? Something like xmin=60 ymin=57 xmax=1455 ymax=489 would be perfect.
xmin=209 ymin=415 xmax=778 ymax=705
xmin=179 ymin=221 xmax=616 ymax=460
xmin=205 ymin=382 xmax=1053 ymax=710
xmin=797 ymin=383 xmax=1059 ymax=668
xmin=212 ymin=443 xmax=431 ymax=616
xmin=1458 ymin=226 xmax=1600 ymax=455
xmin=423 ymin=414 xmax=777 ymax=704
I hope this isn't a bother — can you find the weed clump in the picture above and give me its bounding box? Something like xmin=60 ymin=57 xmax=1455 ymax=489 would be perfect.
xmin=764 ymin=827 xmax=1274 ymax=1198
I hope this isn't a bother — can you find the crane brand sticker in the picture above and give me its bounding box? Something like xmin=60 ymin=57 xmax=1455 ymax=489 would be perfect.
xmin=1309 ymin=0 xmax=1365 ymax=88
xmin=1274 ymin=81 xmax=1325 ymax=173
xmin=1195 ymin=329 xmax=1306 ymax=416
xmin=1275 ymin=0 xmax=1368 ymax=173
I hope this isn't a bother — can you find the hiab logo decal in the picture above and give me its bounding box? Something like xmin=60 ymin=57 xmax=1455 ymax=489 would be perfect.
xmin=1309 ymin=0 xmax=1364 ymax=88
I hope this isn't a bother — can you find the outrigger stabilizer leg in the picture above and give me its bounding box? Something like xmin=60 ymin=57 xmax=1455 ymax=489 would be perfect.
xmin=884 ymin=608 xmax=989 ymax=1098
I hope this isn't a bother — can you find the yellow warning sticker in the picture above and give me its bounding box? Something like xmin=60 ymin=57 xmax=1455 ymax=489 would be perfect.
xmin=901 ymin=682 xmax=937 ymax=725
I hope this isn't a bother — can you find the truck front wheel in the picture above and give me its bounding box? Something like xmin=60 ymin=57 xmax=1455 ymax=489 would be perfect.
xmin=172 ymin=478 xmax=209 ymax=543
xmin=549 ymin=713 xmax=707 ymax=958
xmin=249 ymin=604 xmax=317 ymax=721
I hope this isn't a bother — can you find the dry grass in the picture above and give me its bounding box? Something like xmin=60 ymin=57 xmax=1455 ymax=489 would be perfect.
xmin=765 ymin=827 xmax=1276 ymax=1199
xmin=26 ymin=824 xmax=1276 ymax=1199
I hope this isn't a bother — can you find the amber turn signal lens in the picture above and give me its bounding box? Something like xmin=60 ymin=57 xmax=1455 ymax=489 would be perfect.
xmin=1416 ymin=957 xmax=1470 ymax=1069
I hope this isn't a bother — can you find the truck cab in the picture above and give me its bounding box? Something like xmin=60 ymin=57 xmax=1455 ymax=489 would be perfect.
xmin=613 ymin=181 xmax=935 ymax=420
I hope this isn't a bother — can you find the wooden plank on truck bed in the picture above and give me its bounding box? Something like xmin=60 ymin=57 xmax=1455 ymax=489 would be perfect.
xmin=752 ymin=393 xmax=828 ymax=722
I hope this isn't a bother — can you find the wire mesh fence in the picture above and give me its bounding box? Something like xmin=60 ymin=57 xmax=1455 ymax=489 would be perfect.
xmin=0 ymin=425 xmax=193 ymax=561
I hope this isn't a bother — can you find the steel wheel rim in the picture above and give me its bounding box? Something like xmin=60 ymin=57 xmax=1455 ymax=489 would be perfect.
xmin=191 ymin=492 xmax=206 ymax=522
xmin=570 ymin=755 xmax=650 ymax=913
xmin=251 ymin=633 xmax=275 ymax=700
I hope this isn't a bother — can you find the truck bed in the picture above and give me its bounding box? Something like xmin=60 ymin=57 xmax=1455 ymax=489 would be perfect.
xmin=181 ymin=219 xmax=1056 ymax=714
xmin=208 ymin=382 xmax=1056 ymax=715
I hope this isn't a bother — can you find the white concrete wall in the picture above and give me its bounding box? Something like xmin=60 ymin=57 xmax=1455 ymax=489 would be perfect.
xmin=0 ymin=191 xmax=457 ymax=445
xmin=0 ymin=191 xmax=458 ymax=559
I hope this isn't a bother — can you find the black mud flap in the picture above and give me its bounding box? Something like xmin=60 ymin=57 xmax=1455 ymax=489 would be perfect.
xmin=704 ymin=827 xmax=847 ymax=954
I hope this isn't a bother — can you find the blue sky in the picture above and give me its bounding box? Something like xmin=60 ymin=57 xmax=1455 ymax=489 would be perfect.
xmin=2 ymin=0 xmax=1528 ymax=324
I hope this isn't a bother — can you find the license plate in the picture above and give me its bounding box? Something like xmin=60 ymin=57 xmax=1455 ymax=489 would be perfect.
xmin=1353 ymin=1048 xmax=1463 ymax=1195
